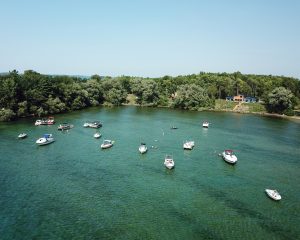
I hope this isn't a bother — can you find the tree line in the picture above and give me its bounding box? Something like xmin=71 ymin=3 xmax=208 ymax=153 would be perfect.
xmin=0 ymin=70 xmax=299 ymax=121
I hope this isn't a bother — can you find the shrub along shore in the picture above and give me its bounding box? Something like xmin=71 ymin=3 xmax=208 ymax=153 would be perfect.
xmin=0 ymin=70 xmax=299 ymax=121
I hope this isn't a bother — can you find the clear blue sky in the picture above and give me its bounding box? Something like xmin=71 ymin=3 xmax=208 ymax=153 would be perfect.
xmin=1 ymin=0 xmax=299 ymax=78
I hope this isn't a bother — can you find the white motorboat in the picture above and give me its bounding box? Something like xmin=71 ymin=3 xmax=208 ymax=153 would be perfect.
xmin=94 ymin=132 xmax=101 ymax=139
xmin=35 ymin=117 xmax=55 ymax=126
xmin=183 ymin=141 xmax=195 ymax=150
xmin=202 ymin=121 xmax=209 ymax=128
xmin=164 ymin=155 xmax=175 ymax=169
xmin=36 ymin=134 xmax=55 ymax=146
xmin=222 ymin=150 xmax=237 ymax=164
xmin=265 ymin=189 xmax=281 ymax=201
xmin=101 ymin=140 xmax=114 ymax=149
xmin=139 ymin=143 xmax=148 ymax=154
xmin=18 ymin=133 xmax=27 ymax=139
xmin=89 ymin=121 xmax=102 ymax=128
xmin=58 ymin=123 xmax=73 ymax=131
xmin=83 ymin=121 xmax=102 ymax=128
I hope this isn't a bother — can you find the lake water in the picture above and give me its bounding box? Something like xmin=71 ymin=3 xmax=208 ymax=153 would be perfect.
xmin=0 ymin=106 xmax=299 ymax=239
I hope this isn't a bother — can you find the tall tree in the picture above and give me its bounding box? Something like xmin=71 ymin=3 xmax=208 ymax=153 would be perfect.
xmin=266 ymin=87 xmax=294 ymax=114
xmin=173 ymin=84 xmax=214 ymax=110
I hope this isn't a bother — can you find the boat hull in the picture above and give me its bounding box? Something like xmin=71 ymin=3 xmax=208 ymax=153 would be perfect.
xmin=94 ymin=134 xmax=101 ymax=139
xmin=183 ymin=145 xmax=193 ymax=150
xmin=164 ymin=163 xmax=175 ymax=169
xmin=183 ymin=141 xmax=194 ymax=150
xmin=101 ymin=144 xmax=112 ymax=149
xmin=18 ymin=134 xmax=27 ymax=139
xmin=164 ymin=157 xmax=175 ymax=169
xmin=36 ymin=138 xmax=55 ymax=146
xmin=35 ymin=118 xmax=55 ymax=126
xmin=90 ymin=125 xmax=101 ymax=129
xmin=265 ymin=189 xmax=281 ymax=201
xmin=139 ymin=146 xmax=148 ymax=154
xmin=222 ymin=152 xmax=237 ymax=164
xmin=58 ymin=124 xmax=73 ymax=131
xmin=101 ymin=143 xmax=113 ymax=149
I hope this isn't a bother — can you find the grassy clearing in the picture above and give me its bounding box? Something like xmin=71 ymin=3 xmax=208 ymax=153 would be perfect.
xmin=246 ymin=102 xmax=266 ymax=112
xmin=215 ymin=99 xmax=238 ymax=110
xmin=214 ymin=99 xmax=266 ymax=112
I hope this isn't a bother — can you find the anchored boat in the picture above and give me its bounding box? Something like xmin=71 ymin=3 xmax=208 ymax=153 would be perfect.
xmin=36 ymin=134 xmax=55 ymax=146
xmin=101 ymin=140 xmax=114 ymax=149
xmin=265 ymin=189 xmax=281 ymax=201
xmin=164 ymin=155 xmax=175 ymax=169
xmin=183 ymin=141 xmax=195 ymax=150
xmin=202 ymin=121 xmax=209 ymax=128
xmin=222 ymin=150 xmax=238 ymax=164
xmin=35 ymin=117 xmax=55 ymax=126
xmin=18 ymin=133 xmax=27 ymax=139
xmin=139 ymin=143 xmax=148 ymax=154
xmin=94 ymin=132 xmax=102 ymax=139
xmin=83 ymin=121 xmax=102 ymax=128
xmin=58 ymin=123 xmax=73 ymax=131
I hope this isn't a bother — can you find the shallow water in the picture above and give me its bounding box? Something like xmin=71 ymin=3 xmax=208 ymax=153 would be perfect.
xmin=0 ymin=106 xmax=299 ymax=239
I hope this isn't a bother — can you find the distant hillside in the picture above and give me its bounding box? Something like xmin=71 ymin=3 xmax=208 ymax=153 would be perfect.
xmin=0 ymin=72 xmax=9 ymax=76
xmin=51 ymin=74 xmax=91 ymax=79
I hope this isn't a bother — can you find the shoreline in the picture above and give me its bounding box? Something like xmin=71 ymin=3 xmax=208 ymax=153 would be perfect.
xmin=204 ymin=108 xmax=300 ymax=121
xmin=2 ymin=104 xmax=300 ymax=123
xmin=123 ymin=103 xmax=300 ymax=121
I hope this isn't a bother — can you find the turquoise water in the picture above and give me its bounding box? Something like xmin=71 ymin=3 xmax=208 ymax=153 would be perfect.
xmin=0 ymin=106 xmax=299 ymax=239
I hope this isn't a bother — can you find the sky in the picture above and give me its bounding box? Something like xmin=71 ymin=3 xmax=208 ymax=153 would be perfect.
xmin=0 ymin=0 xmax=299 ymax=78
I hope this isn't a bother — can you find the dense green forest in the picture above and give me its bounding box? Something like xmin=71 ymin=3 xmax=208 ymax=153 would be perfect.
xmin=0 ymin=70 xmax=299 ymax=121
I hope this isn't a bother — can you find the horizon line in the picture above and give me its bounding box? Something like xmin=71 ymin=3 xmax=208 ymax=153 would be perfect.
xmin=1 ymin=69 xmax=299 ymax=80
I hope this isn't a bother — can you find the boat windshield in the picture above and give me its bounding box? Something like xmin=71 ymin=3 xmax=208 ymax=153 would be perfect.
xmin=225 ymin=150 xmax=233 ymax=155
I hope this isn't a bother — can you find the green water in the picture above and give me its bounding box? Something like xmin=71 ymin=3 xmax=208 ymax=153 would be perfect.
xmin=1 ymin=106 xmax=299 ymax=240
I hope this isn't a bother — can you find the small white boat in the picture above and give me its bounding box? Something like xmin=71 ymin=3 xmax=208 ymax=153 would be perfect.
xmin=83 ymin=121 xmax=102 ymax=128
xmin=35 ymin=117 xmax=55 ymax=126
xmin=89 ymin=121 xmax=102 ymax=128
xmin=222 ymin=150 xmax=237 ymax=164
xmin=202 ymin=121 xmax=209 ymax=128
xmin=183 ymin=141 xmax=195 ymax=150
xmin=18 ymin=133 xmax=27 ymax=139
xmin=101 ymin=140 xmax=114 ymax=149
xmin=139 ymin=143 xmax=148 ymax=154
xmin=94 ymin=132 xmax=101 ymax=139
xmin=36 ymin=134 xmax=55 ymax=146
xmin=58 ymin=123 xmax=73 ymax=131
xmin=164 ymin=155 xmax=175 ymax=169
xmin=265 ymin=189 xmax=281 ymax=201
